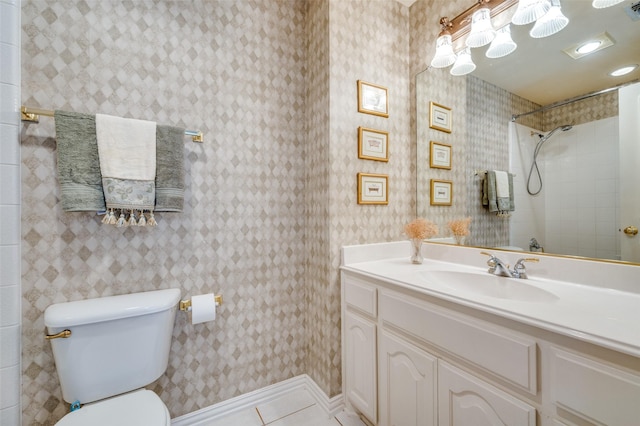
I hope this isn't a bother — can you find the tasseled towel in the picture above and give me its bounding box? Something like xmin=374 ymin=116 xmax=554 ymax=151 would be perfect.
xmin=95 ymin=114 xmax=158 ymax=227
xmin=482 ymin=170 xmax=515 ymax=217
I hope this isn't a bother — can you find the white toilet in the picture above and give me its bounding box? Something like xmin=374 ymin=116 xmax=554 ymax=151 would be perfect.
xmin=44 ymin=288 xmax=181 ymax=425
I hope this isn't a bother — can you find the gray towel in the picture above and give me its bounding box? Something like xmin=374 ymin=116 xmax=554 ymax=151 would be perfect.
xmin=482 ymin=171 xmax=514 ymax=215
xmin=54 ymin=110 xmax=106 ymax=211
xmin=155 ymin=125 xmax=185 ymax=212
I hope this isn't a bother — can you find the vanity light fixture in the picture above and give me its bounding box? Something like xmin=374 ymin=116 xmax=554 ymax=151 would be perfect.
xmin=430 ymin=0 xmax=573 ymax=76
xmin=450 ymin=48 xmax=477 ymax=76
xmin=466 ymin=8 xmax=496 ymax=48
xmin=486 ymin=24 xmax=518 ymax=58
xmin=429 ymin=0 xmax=517 ymax=73
xmin=511 ymin=0 xmax=551 ymax=25
xmin=609 ymin=64 xmax=638 ymax=77
xmin=529 ymin=0 xmax=569 ymax=38
xmin=592 ymin=0 xmax=625 ymax=8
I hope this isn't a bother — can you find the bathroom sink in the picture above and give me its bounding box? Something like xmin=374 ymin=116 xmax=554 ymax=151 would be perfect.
xmin=420 ymin=271 xmax=558 ymax=302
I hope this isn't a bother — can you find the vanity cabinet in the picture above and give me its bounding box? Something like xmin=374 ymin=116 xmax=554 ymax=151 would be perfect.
xmin=341 ymin=270 xmax=640 ymax=426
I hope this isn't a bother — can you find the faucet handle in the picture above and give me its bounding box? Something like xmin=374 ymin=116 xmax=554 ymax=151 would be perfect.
xmin=480 ymin=251 xmax=497 ymax=267
xmin=514 ymin=257 xmax=539 ymax=266
xmin=513 ymin=257 xmax=539 ymax=279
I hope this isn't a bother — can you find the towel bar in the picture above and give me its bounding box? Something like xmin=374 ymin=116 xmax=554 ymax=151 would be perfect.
xmin=475 ymin=169 xmax=516 ymax=177
xmin=21 ymin=106 xmax=204 ymax=143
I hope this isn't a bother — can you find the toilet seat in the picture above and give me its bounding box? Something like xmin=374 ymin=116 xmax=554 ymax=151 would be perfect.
xmin=56 ymin=389 xmax=170 ymax=426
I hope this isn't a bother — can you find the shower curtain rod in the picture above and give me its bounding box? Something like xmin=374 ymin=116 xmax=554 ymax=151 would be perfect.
xmin=510 ymin=78 xmax=640 ymax=122
xmin=20 ymin=105 xmax=204 ymax=143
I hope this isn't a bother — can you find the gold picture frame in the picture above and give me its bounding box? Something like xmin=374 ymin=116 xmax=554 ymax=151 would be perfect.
xmin=358 ymin=127 xmax=389 ymax=162
xmin=430 ymin=179 xmax=453 ymax=206
xmin=429 ymin=141 xmax=452 ymax=169
xmin=429 ymin=102 xmax=452 ymax=133
xmin=357 ymin=80 xmax=389 ymax=118
xmin=357 ymin=173 xmax=389 ymax=205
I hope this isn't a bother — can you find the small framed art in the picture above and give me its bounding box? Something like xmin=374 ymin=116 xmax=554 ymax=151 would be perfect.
xmin=357 ymin=173 xmax=389 ymax=205
xmin=430 ymin=179 xmax=452 ymax=206
xmin=357 ymin=80 xmax=389 ymax=118
xmin=429 ymin=102 xmax=452 ymax=133
xmin=429 ymin=141 xmax=451 ymax=169
xmin=358 ymin=127 xmax=389 ymax=162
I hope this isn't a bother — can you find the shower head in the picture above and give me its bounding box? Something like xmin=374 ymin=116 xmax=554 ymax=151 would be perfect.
xmin=538 ymin=124 xmax=572 ymax=143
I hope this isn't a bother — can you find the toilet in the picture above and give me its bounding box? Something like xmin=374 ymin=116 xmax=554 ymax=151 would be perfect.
xmin=44 ymin=288 xmax=181 ymax=425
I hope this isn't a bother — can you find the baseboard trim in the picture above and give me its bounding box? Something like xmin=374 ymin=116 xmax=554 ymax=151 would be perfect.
xmin=171 ymin=375 xmax=343 ymax=425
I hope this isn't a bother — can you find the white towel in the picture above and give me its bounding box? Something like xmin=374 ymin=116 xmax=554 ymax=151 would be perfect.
xmin=95 ymin=114 xmax=157 ymax=225
xmin=494 ymin=170 xmax=509 ymax=199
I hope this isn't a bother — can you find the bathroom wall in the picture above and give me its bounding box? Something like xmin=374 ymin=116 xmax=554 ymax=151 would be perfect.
xmin=305 ymin=0 xmax=414 ymax=398
xmin=21 ymin=1 xmax=308 ymax=423
xmin=1 ymin=0 xmax=22 ymax=424
xmin=20 ymin=0 xmax=414 ymax=424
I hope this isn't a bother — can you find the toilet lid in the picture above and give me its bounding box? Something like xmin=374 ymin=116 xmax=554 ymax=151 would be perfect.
xmin=56 ymin=389 xmax=169 ymax=426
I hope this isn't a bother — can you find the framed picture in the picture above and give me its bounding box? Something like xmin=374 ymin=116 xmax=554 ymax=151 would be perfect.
xmin=357 ymin=80 xmax=389 ymax=118
xmin=430 ymin=179 xmax=452 ymax=206
xmin=429 ymin=102 xmax=452 ymax=133
xmin=357 ymin=173 xmax=389 ymax=205
xmin=358 ymin=127 xmax=389 ymax=162
xmin=429 ymin=141 xmax=451 ymax=169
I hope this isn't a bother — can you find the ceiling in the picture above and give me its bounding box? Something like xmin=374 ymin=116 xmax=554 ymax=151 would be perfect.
xmin=401 ymin=0 xmax=640 ymax=105
xmin=470 ymin=0 xmax=640 ymax=105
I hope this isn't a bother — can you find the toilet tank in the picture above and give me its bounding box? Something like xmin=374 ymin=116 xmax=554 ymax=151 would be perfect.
xmin=44 ymin=288 xmax=181 ymax=404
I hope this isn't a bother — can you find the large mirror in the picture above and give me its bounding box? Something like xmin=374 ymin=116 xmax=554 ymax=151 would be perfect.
xmin=416 ymin=0 xmax=640 ymax=263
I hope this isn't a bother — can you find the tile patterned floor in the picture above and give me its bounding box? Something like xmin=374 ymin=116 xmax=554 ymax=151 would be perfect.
xmin=200 ymin=388 xmax=366 ymax=426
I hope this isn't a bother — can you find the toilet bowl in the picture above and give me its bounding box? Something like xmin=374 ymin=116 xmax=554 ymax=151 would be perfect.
xmin=44 ymin=288 xmax=181 ymax=425
xmin=55 ymin=389 xmax=170 ymax=426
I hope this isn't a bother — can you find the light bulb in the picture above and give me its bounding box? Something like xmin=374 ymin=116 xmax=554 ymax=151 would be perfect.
xmin=512 ymin=0 xmax=552 ymax=25
xmin=450 ymin=48 xmax=476 ymax=76
xmin=466 ymin=8 xmax=496 ymax=48
xmin=431 ymin=34 xmax=456 ymax=68
xmin=486 ymin=25 xmax=517 ymax=58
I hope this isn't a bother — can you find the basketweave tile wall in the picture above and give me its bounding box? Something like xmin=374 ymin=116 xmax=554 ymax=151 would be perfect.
xmin=21 ymin=1 xmax=308 ymax=424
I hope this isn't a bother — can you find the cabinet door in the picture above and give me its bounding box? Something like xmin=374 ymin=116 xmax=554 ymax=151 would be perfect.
xmin=438 ymin=361 xmax=536 ymax=426
xmin=549 ymin=347 xmax=640 ymax=425
xmin=344 ymin=310 xmax=377 ymax=424
xmin=379 ymin=331 xmax=437 ymax=426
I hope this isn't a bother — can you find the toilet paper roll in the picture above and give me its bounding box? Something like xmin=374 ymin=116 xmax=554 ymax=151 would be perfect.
xmin=191 ymin=293 xmax=216 ymax=325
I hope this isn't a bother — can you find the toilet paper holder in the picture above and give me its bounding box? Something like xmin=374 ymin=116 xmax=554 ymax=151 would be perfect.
xmin=179 ymin=294 xmax=223 ymax=311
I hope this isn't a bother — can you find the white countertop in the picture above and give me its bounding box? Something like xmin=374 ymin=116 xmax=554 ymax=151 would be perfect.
xmin=341 ymin=241 xmax=640 ymax=358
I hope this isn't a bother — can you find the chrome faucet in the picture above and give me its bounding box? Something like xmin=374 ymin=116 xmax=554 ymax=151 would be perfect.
xmin=481 ymin=252 xmax=539 ymax=279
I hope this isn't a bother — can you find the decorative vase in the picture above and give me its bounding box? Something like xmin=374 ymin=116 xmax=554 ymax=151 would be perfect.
xmin=454 ymin=235 xmax=466 ymax=245
xmin=410 ymin=238 xmax=424 ymax=264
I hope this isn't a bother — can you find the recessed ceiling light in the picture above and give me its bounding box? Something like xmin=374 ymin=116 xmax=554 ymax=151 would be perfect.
xmin=609 ymin=64 xmax=639 ymax=77
xmin=576 ymin=41 xmax=602 ymax=54
xmin=563 ymin=32 xmax=615 ymax=59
